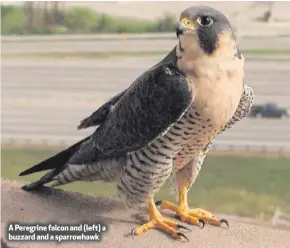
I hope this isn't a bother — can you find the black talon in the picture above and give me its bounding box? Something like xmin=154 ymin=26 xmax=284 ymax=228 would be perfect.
xmin=155 ymin=200 xmax=162 ymax=206
xmin=175 ymin=214 xmax=181 ymax=220
xmin=176 ymin=224 xmax=191 ymax=232
xmin=220 ymin=219 xmax=229 ymax=228
xmin=198 ymin=219 xmax=205 ymax=229
xmin=131 ymin=228 xmax=136 ymax=239
xmin=177 ymin=232 xmax=189 ymax=242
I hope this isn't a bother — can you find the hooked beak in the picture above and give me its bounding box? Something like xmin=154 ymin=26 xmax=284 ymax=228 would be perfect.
xmin=176 ymin=22 xmax=187 ymax=37
xmin=176 ymin=18 xmax=195 ymax=37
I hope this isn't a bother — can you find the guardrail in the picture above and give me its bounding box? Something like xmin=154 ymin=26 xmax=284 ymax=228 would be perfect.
xmin=2 ymin=138 xmax=290 ymax=157
xmin=211 ymin=143 xmax=290 ymax=156
xmin=2 ymin=30 xmax=290 ymax=43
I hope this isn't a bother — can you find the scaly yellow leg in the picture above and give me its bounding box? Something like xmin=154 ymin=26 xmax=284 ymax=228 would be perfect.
xmin=156 ymin=186 xmax=229 ymax=228
xmin=132 ymin=197 xmax=191 ymax=241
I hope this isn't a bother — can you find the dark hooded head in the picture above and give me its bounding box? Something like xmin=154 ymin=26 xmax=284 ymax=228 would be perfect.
xmin=176 ymin=6 xmax=237 ymax=56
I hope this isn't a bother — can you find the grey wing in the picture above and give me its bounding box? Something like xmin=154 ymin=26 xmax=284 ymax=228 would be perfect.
xmin=222 ymin=84 xmax=254 ymax=131
xmin=69 ymin=62 xmax=193 ymax=165
xmin=78 ymin=89 xmax=127 ymax=129
xmin=77 ymin=48 xmax=177 ymax=130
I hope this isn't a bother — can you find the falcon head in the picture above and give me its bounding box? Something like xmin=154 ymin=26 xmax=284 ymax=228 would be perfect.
xmin=176 ymin=6 xmax=241 ymax=71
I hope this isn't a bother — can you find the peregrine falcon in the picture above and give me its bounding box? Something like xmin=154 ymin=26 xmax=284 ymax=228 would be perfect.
xmin=19 ymin=6 xmax=254 ymax=241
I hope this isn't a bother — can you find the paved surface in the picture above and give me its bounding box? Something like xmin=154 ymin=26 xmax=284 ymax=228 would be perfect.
xmin=1 ymin=58 xmax=290 ymax=151
xmin=1 ymin=178 xmax=290 ymax=248
xmin=2 ymin=36 xmax=290 ymax=54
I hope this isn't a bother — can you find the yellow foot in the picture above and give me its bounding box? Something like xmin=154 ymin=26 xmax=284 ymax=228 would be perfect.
xmin=131 ymin=198 xmax=191 ymax=241
xmin=131 ymin=215 xmax=190 ymax=241
xmin=156 ymin=200 xmax=229 ymax=228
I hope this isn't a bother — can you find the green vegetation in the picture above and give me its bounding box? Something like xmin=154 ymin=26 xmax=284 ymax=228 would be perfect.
xmin=2 ymin=146 xmax=289 ymax=219
xmin=1 ymin=4 xmax=176 ymax=35
xmin=1 ymin=5 xmax=26 ymax=34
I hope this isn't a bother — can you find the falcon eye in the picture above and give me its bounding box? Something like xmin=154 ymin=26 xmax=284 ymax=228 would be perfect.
xmin=185 ymin=20 xmax=191 ymax=26
xmin=197 ymin=16 xmax=213 ymax=27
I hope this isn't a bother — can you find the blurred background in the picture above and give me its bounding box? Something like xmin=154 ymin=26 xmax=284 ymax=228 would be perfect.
xmin=1 ymin=1 xmax=290 ymax=230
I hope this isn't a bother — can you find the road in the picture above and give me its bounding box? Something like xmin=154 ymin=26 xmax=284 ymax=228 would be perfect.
xmin=2 ymin=36 xmax=290 ymax=54
xmin=1 ymin=58 xmax=290 ymax=152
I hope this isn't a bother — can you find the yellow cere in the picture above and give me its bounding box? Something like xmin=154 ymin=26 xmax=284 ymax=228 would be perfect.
xmin=181 ymin=17 xmax=195 ymax=30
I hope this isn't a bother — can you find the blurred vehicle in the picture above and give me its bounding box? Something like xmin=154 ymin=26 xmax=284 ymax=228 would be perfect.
xmin=249 ymin=102 xmax=289 ymax=119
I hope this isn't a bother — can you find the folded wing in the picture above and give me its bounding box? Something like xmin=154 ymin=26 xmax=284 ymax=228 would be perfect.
xmin=69 ymin=62 xmax=193 ymax=164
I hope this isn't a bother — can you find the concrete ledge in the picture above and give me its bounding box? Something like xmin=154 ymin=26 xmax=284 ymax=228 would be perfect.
xmin=1 ymin=178 xmax=290 ymax=248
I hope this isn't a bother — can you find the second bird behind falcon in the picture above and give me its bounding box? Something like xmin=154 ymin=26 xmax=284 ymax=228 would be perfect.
xmin=19 ymin=6 xmax=254 ymax=241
